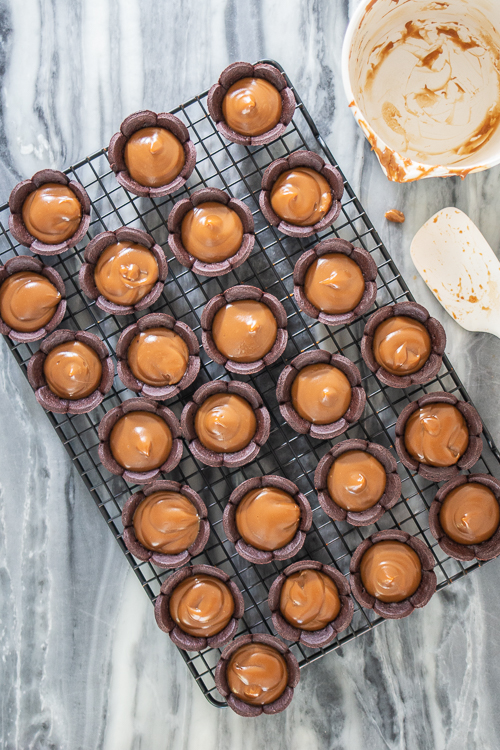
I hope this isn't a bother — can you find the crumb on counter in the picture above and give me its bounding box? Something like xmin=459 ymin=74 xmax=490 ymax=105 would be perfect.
xmin=385 ymin=209 xmax=405 ymax=223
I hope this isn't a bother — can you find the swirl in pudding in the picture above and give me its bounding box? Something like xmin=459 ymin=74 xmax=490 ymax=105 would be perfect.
xmin=291 ymin=363 xmax=352 ymax=425
xmin=211 ymin=300 xmax=277 ymax=363
xmin=181 ymin=202 xmax=243 ymax=263
xmin=404 ymin=403 xmax=469 ymax=467
xmin=226 ymin=643 xmax=288 ymax=706
xmin=94 ymin=241 xmax=159 ymax=306
xmin=22 ymin=183 xmax=82 ymax=244
xmin=327 ymin=450 xmax=387 ymax=512
xmin=439 ymin=483 xmax=500 ymax=545
xmin=280 ymin=569 xmax=341 ymax=630
xmin=235 ymin=487 xmax=300 ymax=551
xmin=109 ymin=411 xmax=172 ymax=471
xmin=373 ymin=316 xmax=431 ymax=375
xmin=43 ymin=341 xmax=102 ymax=400
xmin=222 ymin=77 xmax=282 ymax=136
xmin=0 ymin=272 xmax=61 ymax=332
xmin=124 ymin=127 xmax=185 ymax=187
xmin=270 ymin=168 xmax=332 ymax=227
xmin=304 ymin=254 xmax=365 ymax=314
xmin=194 ymin=393 xmax=256 ymax=453
xmin=133 ymin=491 xmax=200 ymax=554
xmin=127 ymin=328 xmax=189 ymax=386
xmin=360 ymin=541 xmax=422 ymax=603
xmin=169 ymin=574 xmax=234 ymax=637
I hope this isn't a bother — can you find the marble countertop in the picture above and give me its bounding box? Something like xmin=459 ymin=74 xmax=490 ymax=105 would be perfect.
xmin=2 ymin=1 xmax=500 ymax=748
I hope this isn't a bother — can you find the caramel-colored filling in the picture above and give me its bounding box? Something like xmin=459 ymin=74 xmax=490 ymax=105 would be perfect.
xmin=360 ymin=540 xmax=422 ymax=603
xmin=235 ymin=487 xmax=301 ymax=552
xmin=124 ymin=127 xmax=185 ymax=187
xmin=280 ymin=569 xmax=341 ymax=631
xmin=440 ymin=483 xmax=500 ymax=545
xmin=304 ymin=253 xmax=365 ymax=314
xmin=226 ymin=643 xmax=288 ymax=706
xmin=94 ymin=241 xmax=159 ymax=306
xmin=133 ymin=491 xmax=200 ymax=554
xmin=373 ymin=316 xmax=432 ymax=375
xmin=211 ymin=300 xmax=277 ymax=363
xmin=127 ymin=328 xmax=189 ymax=387
xmin=0 ymin=271 xmax=61 ymax=332
xmin=404 ymin=403 xmax=469 ymax=467
xmin=270 ymin=167 xmax=332 ymax=227
xmin=109 ymin=411 xmax=172 ymax=471
xmin=43 ymin=341 xmax=102 ymax=400
xmin=181 ymin=202 xmax=244 ymax=263
xmin=168 ymin=574 xmax=234 ymax=638
xmin=195 ymin=393 xmax=256 ymax=454
xmin=327 ymin=450 xmax=387 ymax=512
xmin=291 ymin=363 xmax=352 ymax=425
xmin=22 ymin=183 xmax=81 ymax=245
xmin=222 ymin=77 xmax=282 ymax=137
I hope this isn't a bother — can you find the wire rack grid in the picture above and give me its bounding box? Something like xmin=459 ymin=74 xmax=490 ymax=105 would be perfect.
xmin=1 ymin=60 xmax=499 ymax=707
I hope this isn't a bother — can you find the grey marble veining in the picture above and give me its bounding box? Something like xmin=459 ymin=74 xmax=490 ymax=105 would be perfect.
xmin=1 ymin=1 xmax=500 ymax=748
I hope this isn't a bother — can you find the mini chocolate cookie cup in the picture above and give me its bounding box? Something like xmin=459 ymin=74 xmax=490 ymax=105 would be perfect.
xmin=222 ymin=475 xmax=312 ymax=564
xmin=167 ymin=188 xmax=255 ymax=277
xmin=8 ymin=169 xmax=91 ymax=256
xmin=259 ymin=150 xmax=344 ymax=238
xmin=268 ymin=560 xmax=354 ymax=647
xmin=98 ymin=398 xmax=183 ymax=484
xmin=0 ymin=256 xmax=66 ymax=342
xmin=395 ymin=392 xmax=483 ymax=482
xmin=116 ymin=313 xmax=200 ymax=400
xmin=108 ymin=110 xmax=196 ymax=197
xmin=27 ymin=329 xmax=114 ymax=415
xmin=429 ymin=473 xmax=500 ymax=562
xmin=207 ymin=61 xmax=296 ymax=147
xmin=215 ymin=633 xmax=300 ymax=716
xmin=314 ymin=439 xmax=401 ymax=527
xmin=201 ymin=284 xmax=288 ymax=375
xmin=181 ymin=380 xmax=270 ymax=468
xmin=293 ymin=238 xmax=377 ymax=326
xmin=79 ymin=227 xmax=168 ymax=315
xmin=121 ymin=479 xmax=210 ymax=569
xmin=154 ymin=564 xmax=244 ymax=650
xmin=360 ymin=302 xmax=446 ymax=388
xmin=277 ymin=349 xmax=366 ymax=440
xmin=349 ymin=529 xmax=437 ymax=620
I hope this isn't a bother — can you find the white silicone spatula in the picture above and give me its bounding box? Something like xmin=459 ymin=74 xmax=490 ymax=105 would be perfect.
xmin=410 ymin=208 xmax=500 ymax=338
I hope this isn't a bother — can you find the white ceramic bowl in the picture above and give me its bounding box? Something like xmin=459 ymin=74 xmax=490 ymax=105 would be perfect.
xmin=342 ymin=0 xmax=500 ymax=182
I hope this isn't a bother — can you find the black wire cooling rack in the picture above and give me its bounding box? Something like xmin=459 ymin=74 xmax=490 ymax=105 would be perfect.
xmin=1 ymin=61 xmax=500 ymax=707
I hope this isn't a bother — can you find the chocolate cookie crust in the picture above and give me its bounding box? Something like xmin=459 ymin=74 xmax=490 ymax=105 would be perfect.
xmin=27 ymin=328 xmax=113 ymax=415
xmin=214 ymin=633 xmax=300 ymax=716
xmin=0 ymin=256 xmax=66 ymax=342
xmin=259 ymin=150 xmax=344 ymax=238
xmin=154 ymin=564 xmax=244 ymax=651
xmin=201 ymin=284 xmax=288 ymax=375
xmin=361 ymin=302 xmax=446 ymax=388
xmin=222 ymin=475 xmax=312 ymax=564
xmin=79 ymin=226 xmax=168 ymax=315
xmin=108 ymin=110 xmax=196 ymax=197
xmin=395 ymin=392 xmax=483 ymax=481
xmin=167 ymin=188 xmax=255 ymax=277
xmin=276 ymin=349 xmax=366 ymax=440
xmin=207 ymin=61 xmax=296 ymax=146
xmin=268 ymin=560 xmax=354 ymax=647
xmin=181 ymin=380 xmax=270 ymax=468
xmin=294 ymin=238 xmax=377 ymax=326
xmin=116 ymin=312 xmax=200 ymax=400
xmin=98 ymin=398 xmax=183 ymax=484
xmin=429 ymin=473 xmax=500 ymax=562
xmin=121 ymin=479 xmax=210 ymax=569
xmin=8 ymin=169 xmax=91 ymax=256
xmin=350 ymin=529 xmax=437 ymax=620
xmin=314 ymin=439 xmax=401 ymax=526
